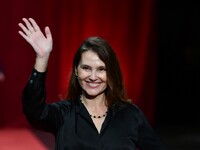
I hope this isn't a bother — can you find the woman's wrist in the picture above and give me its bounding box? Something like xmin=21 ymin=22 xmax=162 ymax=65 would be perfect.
xmin=34 ymin=54 xmax=50 ymax=72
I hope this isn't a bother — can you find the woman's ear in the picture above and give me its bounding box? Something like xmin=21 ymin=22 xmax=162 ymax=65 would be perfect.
xmin=75 ymin=68 xmax=78 ymax=76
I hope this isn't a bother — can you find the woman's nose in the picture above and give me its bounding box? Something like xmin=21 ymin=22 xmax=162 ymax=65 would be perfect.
xmin=89 ymin=71 xmax=97 ymax=80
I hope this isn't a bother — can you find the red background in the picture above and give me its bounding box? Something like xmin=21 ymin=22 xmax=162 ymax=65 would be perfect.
xmin=0 ymin=0 xmax=157 ymax=127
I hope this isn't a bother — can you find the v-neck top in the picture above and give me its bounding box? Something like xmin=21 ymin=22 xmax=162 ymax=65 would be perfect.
xmin=22 ymin=68 xmax=165 ymax=150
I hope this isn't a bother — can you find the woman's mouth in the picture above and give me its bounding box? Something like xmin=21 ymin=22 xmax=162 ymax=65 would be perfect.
xmin=86 ymin=82 xmax=100 ymax=88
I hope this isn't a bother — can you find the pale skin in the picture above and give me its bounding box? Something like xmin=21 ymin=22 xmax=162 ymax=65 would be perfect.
xmin=18 ymin=18 xmax=107 ymax=133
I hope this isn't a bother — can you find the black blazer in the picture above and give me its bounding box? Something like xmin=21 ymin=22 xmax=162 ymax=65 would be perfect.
xmin=22 ymin=69 xmax=165 ymax=150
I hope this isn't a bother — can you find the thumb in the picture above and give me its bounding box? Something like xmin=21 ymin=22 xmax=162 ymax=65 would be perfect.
xmin=45 ymin=26 xmax=52 ymax=41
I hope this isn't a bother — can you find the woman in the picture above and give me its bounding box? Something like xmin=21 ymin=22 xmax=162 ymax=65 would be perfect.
xmin=19 ymin=18 xmax=164 ymax=150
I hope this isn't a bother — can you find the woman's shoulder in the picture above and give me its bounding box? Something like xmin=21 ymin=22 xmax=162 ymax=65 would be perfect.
xmin=49 ymin=99 xmax=77 ymax=117
xmin=116 ymin=100 xmax=141 ymax=110
xmin=50 ymin=99 xmax=75 ymax=110
xmin=112 ymin=101 xmax=143 ymax=117
xmin=112 ymin=101 xmax=147 ymax=125
xmin=126 ymin=102 xmax=143 ymax=115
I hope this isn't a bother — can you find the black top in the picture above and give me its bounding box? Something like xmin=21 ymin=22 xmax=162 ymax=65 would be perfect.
xmin=22 ymin=69 xmax=165 ymax=150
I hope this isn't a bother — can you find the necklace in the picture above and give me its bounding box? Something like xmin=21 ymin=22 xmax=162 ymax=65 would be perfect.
xmin=90 ymin=111 xmax=108 ymax=119
xmin=80 ymin=98 xmax=108 ymax=119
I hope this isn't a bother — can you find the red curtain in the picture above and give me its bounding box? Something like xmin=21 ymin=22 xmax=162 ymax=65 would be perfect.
xmin=0 ymin=0 xmax=156 ymax=127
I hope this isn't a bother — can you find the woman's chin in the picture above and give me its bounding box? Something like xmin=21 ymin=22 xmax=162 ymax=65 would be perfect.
xmin=83 ymin=91 xmax=104 ymax=99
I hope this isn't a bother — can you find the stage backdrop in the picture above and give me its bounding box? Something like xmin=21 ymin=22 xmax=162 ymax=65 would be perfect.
xmin=0 ymin=0 xmax=157 ymax=127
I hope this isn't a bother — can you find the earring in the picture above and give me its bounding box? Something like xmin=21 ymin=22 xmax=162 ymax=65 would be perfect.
xmin=75 ymin=69 xmax=78 ymax=78
xmin=75 ymin=72 xmax=78 ymax=78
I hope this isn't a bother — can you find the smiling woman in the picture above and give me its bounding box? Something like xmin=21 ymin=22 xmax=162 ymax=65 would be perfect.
xmin=19 ymin=18 xmax=165 ymax=150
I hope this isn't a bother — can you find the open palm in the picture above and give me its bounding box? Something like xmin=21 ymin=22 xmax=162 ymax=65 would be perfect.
xmin=18 ymin=18 xmax=53 ymax=57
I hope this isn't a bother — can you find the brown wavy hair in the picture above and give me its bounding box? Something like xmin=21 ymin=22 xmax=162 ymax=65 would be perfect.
xmin=66 ymin=37 xmax=127 ymax=107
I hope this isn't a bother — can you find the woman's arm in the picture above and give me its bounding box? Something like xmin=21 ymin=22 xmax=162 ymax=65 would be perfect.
xmin=19 ymin=18 xmax=59 ymax=133
xmin=137 ymin=109 xmax=165 ymax=150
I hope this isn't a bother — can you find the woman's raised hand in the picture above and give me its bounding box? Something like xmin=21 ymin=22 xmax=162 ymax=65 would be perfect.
xmin=18 ymin=18 xmax=53 ymax=57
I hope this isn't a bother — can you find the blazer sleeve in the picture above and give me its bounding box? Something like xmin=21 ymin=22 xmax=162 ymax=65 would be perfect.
xmin=137 ymin=109 xmax=165 ymax=150
xmin=22 ymin=68 xmax=65 ymax=134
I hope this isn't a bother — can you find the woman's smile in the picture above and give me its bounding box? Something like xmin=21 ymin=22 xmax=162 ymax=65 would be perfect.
xmin=86 ymin=81 xmax=101 ymax=88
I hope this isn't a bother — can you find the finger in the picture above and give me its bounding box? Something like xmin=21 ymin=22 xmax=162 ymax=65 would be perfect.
xmin=18 ymin=23 xmax=31 ymax=36
xmin=18 ymin=31 xmax=30 ymax=42
xmin=28 ymin=18 xmax=41 ymax=32
xmin=22 ymin=18 xmax=35 ymax=33
xmin=45 ymin=26 xmax=53 ymax=41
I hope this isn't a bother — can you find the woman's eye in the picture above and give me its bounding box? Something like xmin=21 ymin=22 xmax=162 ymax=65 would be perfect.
xmin=82 ymin=66 xmax=89 ymax=70
xmin=99 ymin=67 xmax=106 ymax=71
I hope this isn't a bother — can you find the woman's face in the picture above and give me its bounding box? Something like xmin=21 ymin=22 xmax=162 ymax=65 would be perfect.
xmin=76 ymin=50 xmax=107 ymax=98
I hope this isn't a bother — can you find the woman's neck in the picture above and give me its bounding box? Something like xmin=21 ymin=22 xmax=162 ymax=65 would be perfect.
xmin=80 ymin=94 xmax=107 ymax=110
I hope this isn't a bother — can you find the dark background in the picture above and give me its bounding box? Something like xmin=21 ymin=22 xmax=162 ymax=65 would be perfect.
xmin=155 ymin=1 xmax=200 ymax=149
xmin=156 ymin=0 xmax=200 ymax=127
